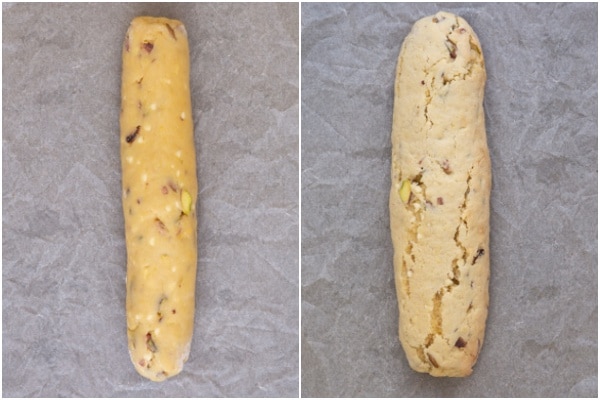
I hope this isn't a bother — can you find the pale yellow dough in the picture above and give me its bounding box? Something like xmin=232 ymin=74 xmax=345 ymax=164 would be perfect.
xmin=120 ymin=16 xmax=198 ymax=382
xmin=390 ymin=11 xmax=491 ymax=377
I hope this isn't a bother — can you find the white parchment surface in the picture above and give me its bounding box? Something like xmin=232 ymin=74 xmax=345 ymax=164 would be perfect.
xmin=3 ymin=3 xmax=299 ymax=397
xmin=301 ymin=2 xmax=597 ymax=397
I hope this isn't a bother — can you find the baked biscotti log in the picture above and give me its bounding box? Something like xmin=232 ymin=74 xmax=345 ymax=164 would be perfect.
xmin=120 ymin=16 xmax=198 ymax=381
xmin=389 ymin=11 xmax=491 ymax=377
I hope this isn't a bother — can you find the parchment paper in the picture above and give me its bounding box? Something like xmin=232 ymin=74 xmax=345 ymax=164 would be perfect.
xmin=301 ymin=3 xmax=597 ymax=397
xmin=3 ymin=3 xmax=298 ymax=397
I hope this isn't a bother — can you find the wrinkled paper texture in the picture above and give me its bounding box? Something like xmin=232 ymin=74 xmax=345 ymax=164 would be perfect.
xmin=301 ymin=3 xmax=597 ymax=397
xmin=3 ymin=3 xmax=298 ymax=397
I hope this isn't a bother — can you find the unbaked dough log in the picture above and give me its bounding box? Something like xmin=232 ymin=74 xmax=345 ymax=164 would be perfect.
xmin=120 ymin=16 xmax=198 ymax=382
xmin=389 ymin=11 xmax=491 ymax=377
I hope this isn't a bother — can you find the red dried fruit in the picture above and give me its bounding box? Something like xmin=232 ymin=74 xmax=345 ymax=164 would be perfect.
xmin=455 ymin=337 xmax=467 ymax=348
xmin=146 ymin=332 xmax=157 ymax=352
xmin=155 ymin=218 xmax=168 ymax=234
xmin=445 ymin=40 xmax=457 ymax=59
xmin=437 ymin=197 xmax=444 ymax=205
xmin=126 ymin=125 xmax=141 ymax=143
xmin=441 ymin=159 xmax=452 ymax=174
xmin=142 ymin=41 xmax=154 ymax=53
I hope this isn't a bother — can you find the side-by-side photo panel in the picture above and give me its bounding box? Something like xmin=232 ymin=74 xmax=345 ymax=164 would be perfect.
xmin=3 ymin=3 xmax=299 ymax=397
xmin=301 ymin=2 xmax=597 ymax=397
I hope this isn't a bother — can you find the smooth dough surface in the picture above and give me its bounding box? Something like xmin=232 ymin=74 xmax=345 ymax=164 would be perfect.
xmin=389 ymin=11 xmax=491 ymax=377
xmin=120 ymin=16 xmax=198 ymax=382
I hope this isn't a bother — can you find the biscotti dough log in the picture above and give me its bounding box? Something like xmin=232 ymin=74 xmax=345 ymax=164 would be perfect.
xmin=389 ymin=11 xmax=491 ymax=377
xmin=120 ymin=16 xmax=198 ymax=382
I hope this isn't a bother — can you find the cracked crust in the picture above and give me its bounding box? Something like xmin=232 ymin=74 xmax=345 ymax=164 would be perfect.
xmin=390 ymin=11 xmax=491 ymax=377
